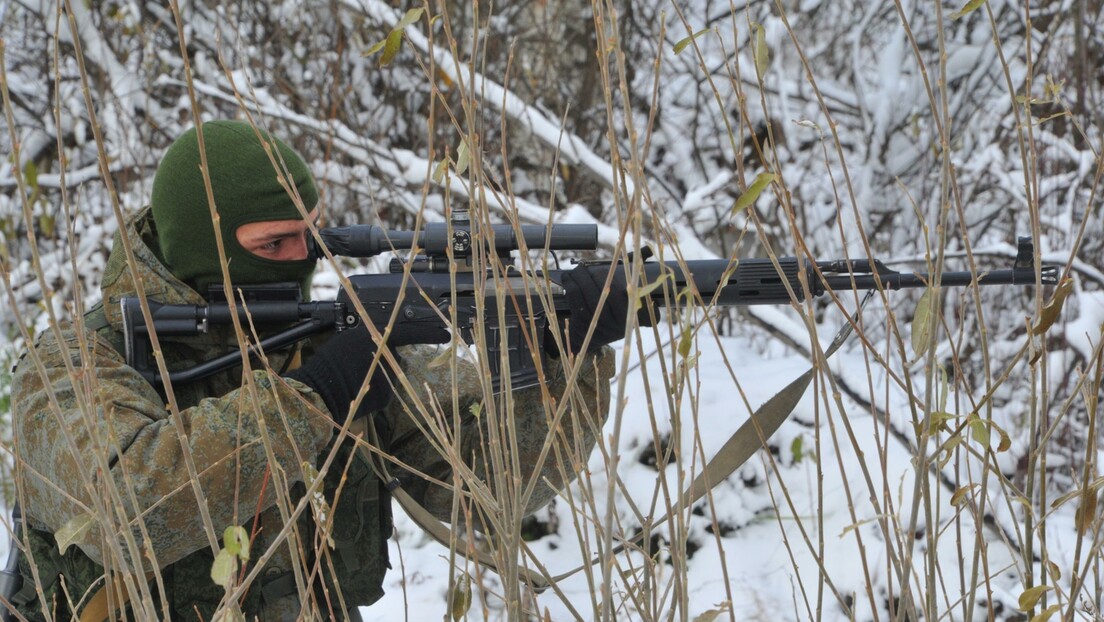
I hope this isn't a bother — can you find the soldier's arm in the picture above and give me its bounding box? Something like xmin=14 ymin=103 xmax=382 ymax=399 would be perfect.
xmin=385 ymin=344 xmax=615 ymax=523
xmin=11 ymin=327 xmax=334 ymax=567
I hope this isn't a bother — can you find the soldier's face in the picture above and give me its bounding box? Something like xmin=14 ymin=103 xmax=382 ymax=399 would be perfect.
xmin=235 ymin=208 xmax=319 ymax=261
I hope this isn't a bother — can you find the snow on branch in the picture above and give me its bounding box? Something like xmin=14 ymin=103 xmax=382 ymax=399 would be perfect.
xmin=21 ymin=0 xmax=162 ymax=124
xmin=348 ymin=0 xmax=637 ymax=197
xmin=347 ymin=0 xmax=731 ymax=260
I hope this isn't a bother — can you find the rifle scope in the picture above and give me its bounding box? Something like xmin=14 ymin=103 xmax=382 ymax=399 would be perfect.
xmin=314 ymin=223 xmax=598 ymax=258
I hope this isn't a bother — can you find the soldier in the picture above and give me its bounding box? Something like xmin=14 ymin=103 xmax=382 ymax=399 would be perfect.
xmin=8 ymin=120 xmax=629 ymax=620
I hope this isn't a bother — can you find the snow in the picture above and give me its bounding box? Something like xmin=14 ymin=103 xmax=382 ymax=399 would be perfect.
xmin=1 ymin=1 xmax=1101 ymax=620
xmin=358 ymin=323 xmax=1030 ymax=621
xmin=1066 ymin=289 xmax=1104 ymax=363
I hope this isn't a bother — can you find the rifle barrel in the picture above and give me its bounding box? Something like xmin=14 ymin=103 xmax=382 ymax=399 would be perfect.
xmin=623 ymin=259 xmax=1058 ymax=306
xmin=818 ymin=264 xmax=1058 ymax=291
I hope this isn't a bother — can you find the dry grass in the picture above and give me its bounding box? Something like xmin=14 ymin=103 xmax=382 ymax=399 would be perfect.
xmin=1 ymin=0 xmax=1102 ymax=620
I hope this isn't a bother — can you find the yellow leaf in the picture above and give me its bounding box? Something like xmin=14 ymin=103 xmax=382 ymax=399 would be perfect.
xmin=55 ymin=513 xmax=94 ymax=555
xmin=838 ymin=516 xmax=884 ymax=538
xmin=223 ymin=526 xmax=240 ymax=556
xmin=983 ymin=418 xmax=1011 ymax=452
xmin=24 ymin=159 xmax=37 ymax=190
xmin=693 ymin=601 xmax=732 ymax=622
xmin=360 ymin=7 xmax=424 ymax=61
xmin=640 ymin=273 xmax=671 ymax=298
xmin=1017 ymin=585 xmax=1052 ymax=611
xmin=38 ymin=214 xmax=55 ymax=235
xmin=380 ymin=30 xmax=403 ymax=66
xmin=434 ymin=67 xmax=454 ymax=90
xmin=752 ymin=22 xmax=769 ymax=75
xmin=1014 ymin=495 xmax=1036 ymax=519
xmin=223 ymin=525 xmax=250 ymax=561
xmin=428 ymin=343 xmax=455 ymax=369
xmin=950 ymin=484 xmax=978 ymax=507
xmin=790 ymin=435 xmax=804 ymax=464
xmin=951 ymin=0 xmax=986 ymax=19
xmin=1045 ymin=559 xmax=1061 ymax=581
xmin=1044 ymin=77 xmax=1064 ymax=100
xmin=636 ymin=273 xmax=671 ymax=305
xmin=455 ymin=139 xmax=470 ymax=176
xmin=938 ymin=365 xmax=949 ymax=412
xmin=1050 ymin=488 xmax=1079 ymax=510
xmin=450 ymin=575 xmax=472 ymax=621
xmin=432 ymin=157 xmax=450 ymax=184
xmin=969 ymin=416 xmax=990 ymax=447
xmin=731 ymin=172 xmax=776 ymax=214
xmin=678 ymin=323 xmax=693 ymax=358
xmin=363 ymin=38 xmax=387 ymax=57
xmin=1030 ymin=604 xmax=1062 ymax=622
xmin=927 ymin=411 xmax=955 ymax=435
xmin=944 ymin=435 xmax=963 ymax=453
xmin=302 ymin=462 xmax=320 ymax=487
xmin=1031 ymin=278 xmax=1073 ymax=336
xmin=210 ymin=548 xmax=238 ymax=588
xmin=912 ymin=289 xmax=934 ymax=358
xmin=937 ymin=445 xmax=955 ymax=469
xmin=673 ymin=28 xmax=710 ymax=55
xmin=395 ymin=7 xmax=425 ymax=30
xmin=1075 ymin=491 xmax=1098 ymax=535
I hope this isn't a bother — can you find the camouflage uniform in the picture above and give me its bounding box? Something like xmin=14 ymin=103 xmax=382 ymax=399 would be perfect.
xmin=10 ymin=208 xmax=613 ymax=621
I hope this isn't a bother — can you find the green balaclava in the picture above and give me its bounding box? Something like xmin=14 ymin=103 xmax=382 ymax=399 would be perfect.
xmin=151 ymin=119 xmax=319 ymax=298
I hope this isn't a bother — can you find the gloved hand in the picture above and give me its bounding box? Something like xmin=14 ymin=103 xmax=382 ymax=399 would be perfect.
xmin=286 ymin=321 xmax=449 ymax=420
xmin=550 ymin=259 xmax=657 ymax=356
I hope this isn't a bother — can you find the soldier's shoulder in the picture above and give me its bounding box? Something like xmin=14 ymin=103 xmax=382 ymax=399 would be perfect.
xmin=14 ymin=321 xmax=125 ymax=374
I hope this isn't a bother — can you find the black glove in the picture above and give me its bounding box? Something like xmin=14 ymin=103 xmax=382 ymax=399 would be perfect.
xmin=286 ymin=321 xmax=449 ymax=420
xmin=551 ymin=259 xmax=657 ymax=356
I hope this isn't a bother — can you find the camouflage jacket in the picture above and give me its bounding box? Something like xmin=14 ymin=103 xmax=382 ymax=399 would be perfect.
xmin=10 ymin=208 xmax=614 ymax=621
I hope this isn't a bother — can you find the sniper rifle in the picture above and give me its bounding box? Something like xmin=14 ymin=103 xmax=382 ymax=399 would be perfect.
xmin=119 ymin=213 xmax=1059 ymax=390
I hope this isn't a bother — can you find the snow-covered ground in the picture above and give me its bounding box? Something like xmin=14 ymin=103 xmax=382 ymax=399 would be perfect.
xmin=364 ymin=324 xmax=1027 ymax=621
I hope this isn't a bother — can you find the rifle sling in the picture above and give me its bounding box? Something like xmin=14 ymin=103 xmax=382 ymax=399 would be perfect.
xmin=363 ymin=293 xmax=868 ymax=593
